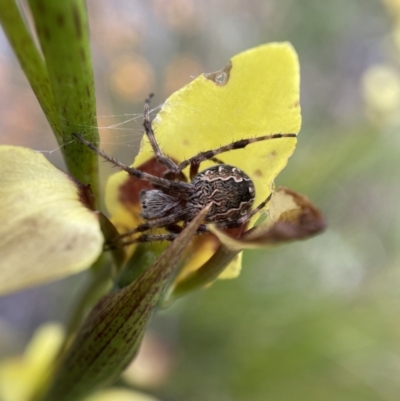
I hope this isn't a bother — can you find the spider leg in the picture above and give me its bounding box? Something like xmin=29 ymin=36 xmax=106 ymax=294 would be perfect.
xmin=105 ymin=222 xmax=211 ymax=249
xmin=210 ymin=156 xmax=225 ymax=165
xmin=189 ymin=164 xmax=199 ymax=180
xmin=189 ymin=156 xmax=225 ymax=180
xmin=143 ymin=94 xmax=179 ymax=174
xmin=72 ymin=133 xmax=192 ymax=194
xmin=107 ymin=212 xmax=185 ymax=246
xmin=134 ymin=233 xmax=180 ymax=243
xmin=165 ymin=224 xmax=184 ymax=234
xmin=106 ymin=225 xmax=213 ymax=248
xmin=216 ymin=192 xmax=273 ymax=229
xmin=105 ymin=233 xmax=180 ymax=249
xmin=179 ymin=133 xmax=297 ymax=178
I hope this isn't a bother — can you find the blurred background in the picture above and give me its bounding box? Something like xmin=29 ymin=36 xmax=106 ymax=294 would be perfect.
xmin=1 ymin=0 xmax=400 ymax=400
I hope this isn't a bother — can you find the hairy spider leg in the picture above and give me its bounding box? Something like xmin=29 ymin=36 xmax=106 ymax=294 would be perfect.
xmin=142 ymin=95 xmax=297 ymax=180
xmin=209 ymin=156 xmax=225 ymax=165
xmin=72 ymin=133 xmax=192 ymax=194
xmin=107 ymin=212 xmax=186 ymax=245
xmin=178 ymin=133 xmax=298 ymax=180
xmin=105 ymin=233 xmax=181 ymax=249
xmin=143 ymin=94 xmax=179 ymax=174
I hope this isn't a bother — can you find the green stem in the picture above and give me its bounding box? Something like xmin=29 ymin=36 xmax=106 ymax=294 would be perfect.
xmin=0 ymin=0 xmax=62 ymax=137
xmin=1 ymin=0 xmax=101 ymax=199
xmin=28 ymin=0 xmax=100 ymax=196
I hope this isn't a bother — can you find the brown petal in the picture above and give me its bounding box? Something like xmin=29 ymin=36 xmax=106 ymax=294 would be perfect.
xmin=211 ymin=187 xmax=326 ymax=249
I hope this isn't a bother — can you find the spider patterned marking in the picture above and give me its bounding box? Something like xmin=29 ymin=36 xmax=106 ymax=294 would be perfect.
xmin=185 ymin=164 xmax=255 ymax=223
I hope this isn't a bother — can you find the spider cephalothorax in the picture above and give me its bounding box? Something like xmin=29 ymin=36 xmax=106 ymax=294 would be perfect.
xmin=73 ymin=94 xmax=297 ymax=247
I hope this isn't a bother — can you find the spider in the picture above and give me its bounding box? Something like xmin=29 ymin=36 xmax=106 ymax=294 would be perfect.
xmin=73 ymin=94 xmax=297 ymax=248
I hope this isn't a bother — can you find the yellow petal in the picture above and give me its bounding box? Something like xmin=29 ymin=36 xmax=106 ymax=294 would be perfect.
xmin=218 ymin=252 xmax=242 ymax=279
xmin=0 ymin=146 xmax=103 ymax=295
xmin=0 ymin=323 xmax=64 ymax=401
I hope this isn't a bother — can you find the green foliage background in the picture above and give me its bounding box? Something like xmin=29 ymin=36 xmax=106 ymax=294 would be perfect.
xmin=1 ymin=0 xmax=399 ymax=400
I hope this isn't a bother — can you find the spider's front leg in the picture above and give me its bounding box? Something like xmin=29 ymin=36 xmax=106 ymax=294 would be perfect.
xmin=106 ymin=206 xmax=185 ymax=246
xmin=143 ymin=94 xmax=180 ymax=177
xmin=178 ymin=133 xmax=297 ymax=179
xmin=72 ymin=133 xmax=192 ymax=194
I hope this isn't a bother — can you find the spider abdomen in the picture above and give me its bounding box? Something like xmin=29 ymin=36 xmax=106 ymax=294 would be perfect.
xmin=188 ymin=165 xmax=255 ymax=223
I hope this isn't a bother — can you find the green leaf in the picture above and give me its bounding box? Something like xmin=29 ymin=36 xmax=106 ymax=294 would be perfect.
xmin=41 ymin=206 xmax=210 ymax=401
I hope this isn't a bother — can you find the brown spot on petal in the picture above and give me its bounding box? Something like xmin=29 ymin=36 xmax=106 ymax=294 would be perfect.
xmin=253 ymin=169 xmax=263 ymax=178
xmin=119 ymin=158 xmax=168 ymax=207
xmin=118 ymin=156 xmax=185 ymax=210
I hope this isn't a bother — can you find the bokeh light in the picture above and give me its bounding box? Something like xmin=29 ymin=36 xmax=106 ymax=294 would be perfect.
xmin=109 ymin=55 xmax=156 ymax=102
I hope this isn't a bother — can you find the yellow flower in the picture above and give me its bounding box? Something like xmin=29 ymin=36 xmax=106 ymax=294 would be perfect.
xmin=105 ymin=43 xmax=322 ymax=292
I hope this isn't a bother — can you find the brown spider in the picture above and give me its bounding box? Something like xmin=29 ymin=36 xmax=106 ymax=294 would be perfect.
xmin=73 ymin=95 xmax=297 ymax=247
